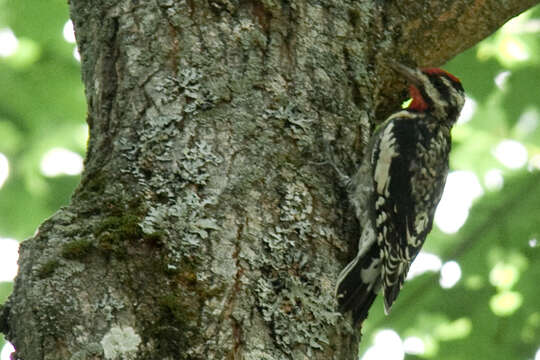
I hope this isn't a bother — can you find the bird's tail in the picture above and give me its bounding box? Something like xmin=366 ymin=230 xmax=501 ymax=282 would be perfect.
xmin=336 ymin=226 xmax=382 ymax=325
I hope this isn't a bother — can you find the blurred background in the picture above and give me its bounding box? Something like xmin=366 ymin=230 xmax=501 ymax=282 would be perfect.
xmin=0 ymin=1 xmax=539 ymax=359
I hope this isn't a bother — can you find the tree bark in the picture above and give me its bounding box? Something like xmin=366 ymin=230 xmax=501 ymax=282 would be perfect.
xmin=1 ymin=0 xmax=538 ymax=359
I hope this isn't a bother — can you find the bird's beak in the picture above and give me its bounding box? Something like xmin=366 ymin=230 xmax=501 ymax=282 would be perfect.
xmin=388 ymin=61 xmax=423 ymax=86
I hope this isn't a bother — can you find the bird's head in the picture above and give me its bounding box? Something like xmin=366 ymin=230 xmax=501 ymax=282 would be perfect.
xmin=390 ymin=61 xmax=465 ymax=124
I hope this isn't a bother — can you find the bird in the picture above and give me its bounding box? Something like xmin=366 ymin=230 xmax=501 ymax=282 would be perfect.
xmin=335 ymin=62 xmax=465 ymax=325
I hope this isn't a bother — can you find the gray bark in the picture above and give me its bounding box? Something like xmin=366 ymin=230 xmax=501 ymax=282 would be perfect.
xmin=1 ymin=0 xmax=538 ymax=359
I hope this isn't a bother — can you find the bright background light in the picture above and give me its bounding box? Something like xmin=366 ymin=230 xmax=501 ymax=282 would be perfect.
xmin=63 ymin=20 xmax=80 ymax=62
xmin=490 ymin=291 xmax=523 ymax=316
xmin=493 ymin=140 xmax=528 ymax=169
xmin=457 ymin=96 xmax=477 ymax=124
xmin=40 ymin=148 xmax=83 ymax=177
xmin=403 ymin=336 xmax=425 ymax=355
xmin=489 ymin=262 xmax=519 ymax=290
xmin=361 ymin=330 xmax=404 ymax=360
xmin=484 ymin=169 xmax=504 ymax=190
xmin=0 ymin=238 xmax=19 ymax=282
xmin=407 ymin=252 xmax=442 ymax=280
xmin=501 ymin=38 xmax=529 ymax=61
xmin=494 ymin=71 xmax=511 ymax=90
xmin=530 ymin=154 xmax=540 ymax=170
xmin=440 ymin=261 xmax=462 ymax=289
xmin=0 ymin=342 xmax=14 ymax=360
xmin=63 ymin=20 xmax=76 ymax=43
xmin=0 ymin=28 xmax=18 ymax=57
xmin=0 ymin=153 xmax=9 ymax=189
xmin=73 ymin=47 xmax=81 ymax=62
xmin=515 ymin=109 xmax=539 ymax=136
xmin=435 ymin=171 xmax=483 ymax=233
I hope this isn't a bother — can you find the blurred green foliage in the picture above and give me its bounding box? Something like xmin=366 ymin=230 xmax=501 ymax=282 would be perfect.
xmin=0 ymin=0 xmax=85 ymax=241
xmin=1 ymin=0 xmax=540 ymax=358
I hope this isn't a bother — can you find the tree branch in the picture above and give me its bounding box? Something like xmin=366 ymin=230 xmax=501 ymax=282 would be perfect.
xmin=387 ymin=0 xmax=540 ymax=66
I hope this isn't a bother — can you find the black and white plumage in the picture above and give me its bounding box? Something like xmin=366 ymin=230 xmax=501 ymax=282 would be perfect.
xmin=336 ymin=62 xmax=465 ymax=325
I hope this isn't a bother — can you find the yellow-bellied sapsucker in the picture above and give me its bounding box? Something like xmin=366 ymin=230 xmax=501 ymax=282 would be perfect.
xmin=336 ymin=62 xmax=465 ymax=325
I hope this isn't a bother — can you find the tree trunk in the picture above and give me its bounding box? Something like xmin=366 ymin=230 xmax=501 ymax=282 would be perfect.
xmin=1 ymin=0 xmax=538 ymax=359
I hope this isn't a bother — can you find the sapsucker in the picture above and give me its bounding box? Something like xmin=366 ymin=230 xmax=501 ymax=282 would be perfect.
xmin=336 ymin=62 xmax=465 ymax=325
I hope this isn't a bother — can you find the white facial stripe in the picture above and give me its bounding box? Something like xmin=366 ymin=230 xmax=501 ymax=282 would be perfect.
xmin=440 ymin=76 xmax=452 ymax=89
xmin=440 ymin=76 xmax=465 ymax=109
xmin=421 ymin=73 xmax=446 ymax=117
